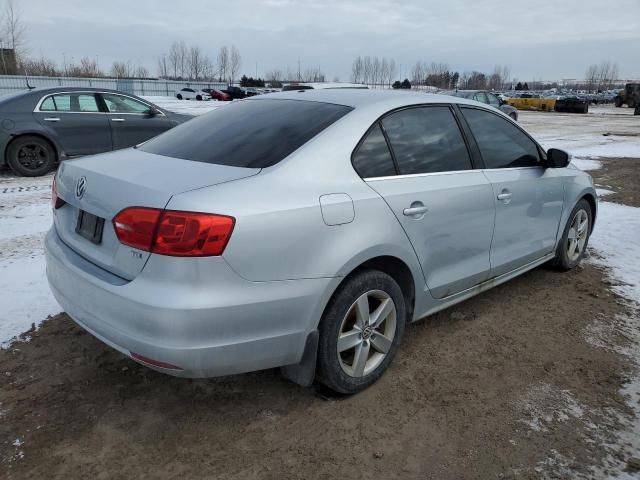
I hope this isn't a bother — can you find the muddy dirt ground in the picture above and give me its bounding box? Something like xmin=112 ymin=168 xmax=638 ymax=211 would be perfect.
xmin=1 ymin=117 xmax=639 ymax=479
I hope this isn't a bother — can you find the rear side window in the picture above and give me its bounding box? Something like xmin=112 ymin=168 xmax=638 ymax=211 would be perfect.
xmin=381 ymin=106 xmax=472 ymax=175
xmin=40 ymin=93 xmax=99 ymax=112
xmin=140 ymin=99 xmax=352 ymax=168
xmin=352 ymin=124 xmax=396 ymax=178
xmin=462 ymin=107 xmax=540 ymax=168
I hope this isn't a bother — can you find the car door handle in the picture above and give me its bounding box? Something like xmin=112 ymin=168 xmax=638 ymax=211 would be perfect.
xmin=403 ymin=205 xmax=429 ymax=217
xmin=497 ymin=191 xmax=512 ymax=202
xmin=111 ymin=118 xmax=125 ymax=122
xmin=44 ymin=117 xmax=60 ymax=122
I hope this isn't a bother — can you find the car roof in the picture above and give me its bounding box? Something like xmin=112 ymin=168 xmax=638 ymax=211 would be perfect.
xmin=248 ymin=88 xmax=486 ymax=110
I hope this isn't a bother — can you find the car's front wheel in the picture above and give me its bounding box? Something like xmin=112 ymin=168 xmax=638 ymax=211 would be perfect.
xmin=316 ymin=270 xmax=406 ymax=394
xmin=553 ymin=199 xmax=592 ymax=270
xmin=6 ymin=135 xmax=56 ymax=177
xmin=176 ymin=94 xmax=183 ymax=100
xmin=196 ymin=95 xmax=202 ymax=101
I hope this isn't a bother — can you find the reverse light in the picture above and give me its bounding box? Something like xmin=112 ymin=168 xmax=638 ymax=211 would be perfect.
xmin=51 ymin=175 xmax=65 ymax=209
xmin=113 ymin=207 xmax=235 ymax=257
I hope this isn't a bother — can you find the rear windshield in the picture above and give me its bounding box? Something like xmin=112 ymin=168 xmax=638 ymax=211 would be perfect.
xmin=140 ymin=99 xmax=352 ymax=168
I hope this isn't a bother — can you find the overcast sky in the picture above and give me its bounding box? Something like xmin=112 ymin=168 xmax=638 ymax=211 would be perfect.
xmin=16 ymin=0 xmax=640 ymax=82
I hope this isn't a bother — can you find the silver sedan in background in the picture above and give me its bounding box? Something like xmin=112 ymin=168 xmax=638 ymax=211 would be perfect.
xmin=45 ymin=90 xmax=596 ymax=394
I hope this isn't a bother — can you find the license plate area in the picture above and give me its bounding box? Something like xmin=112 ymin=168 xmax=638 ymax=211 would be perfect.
xmin=75 ymin=210 xmax=105 ymax=244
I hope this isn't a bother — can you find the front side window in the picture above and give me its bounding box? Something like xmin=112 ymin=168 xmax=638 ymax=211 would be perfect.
xmin=486 ymin=93 xmax=501 ymax=107
xmin=101 ymin=93 xmax=150 ymax=114
xmin=40 ymin=93 xmax=99 ymax=112
xmin=352 ymin=124 xmax=396 ymax=178
xmin=381 ymin=106 xmax=472 ymax=175
xmin=474 ymin=92 xmax=489 ymax=104
xmin=462 ymin=107 xmax=540 ymax=168
xmin=140 ymin=99 xmax=352 ymax=168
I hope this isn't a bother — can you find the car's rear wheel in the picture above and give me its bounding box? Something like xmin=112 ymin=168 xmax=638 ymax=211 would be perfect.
xmin=509 ymin=112 xmax=517 ymax=121
xmin=316 ymin=270 xmax=406 ymax=394
xmin=6 ymin=135 xmax=56 ymax=177
xmin=553 ymin=199 xmax=592 ymax=270
xmin=176 ymin=94 xmax=183 ymax=100
xmin=196 ymin=95 xmax=202 ymax=101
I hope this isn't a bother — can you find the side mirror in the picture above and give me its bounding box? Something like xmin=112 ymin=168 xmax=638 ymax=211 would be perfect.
xmin=546 ymin=148 xmax=571 ymax=168
xmin=145 ymin=107 xmax=161 ymax=117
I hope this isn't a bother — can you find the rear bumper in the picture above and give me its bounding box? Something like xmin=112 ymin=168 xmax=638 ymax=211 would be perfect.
xmin=44 ymin=228 xmax=332 ymax=378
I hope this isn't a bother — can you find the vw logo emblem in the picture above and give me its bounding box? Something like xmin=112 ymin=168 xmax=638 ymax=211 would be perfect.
xmin=75 ymin=176 xmax=87 ymax=200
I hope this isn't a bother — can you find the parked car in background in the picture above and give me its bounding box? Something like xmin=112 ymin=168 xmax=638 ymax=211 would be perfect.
xmin=201 ymin=88 xmax=231 ymax=101
xmin=221 ymin=86 xmax=247 ymax=99
xmin=554 ymin=95 xmax=589 ymax=114
xmin=175 ymin=88 xmax=211 ymax=101
xmin=46 ymin=90 xmax=596 ymax=394
xmin=0 ymin=87 xmax=189 ymax=176
xmin=244 ymin=87 xmax=261 ymax=97
xmin=444 ymin=90 xmax=518 ymax=120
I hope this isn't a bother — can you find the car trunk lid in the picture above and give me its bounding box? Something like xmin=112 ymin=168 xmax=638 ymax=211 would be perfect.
xmin=53 ymin=148 xmax=259 ymax=280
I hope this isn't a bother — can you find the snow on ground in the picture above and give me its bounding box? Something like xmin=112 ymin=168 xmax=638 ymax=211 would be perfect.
xmin=0 ymin=172 xmax=59 ymax=347
xmin=520 ymin=108 xmax=640 ymax=478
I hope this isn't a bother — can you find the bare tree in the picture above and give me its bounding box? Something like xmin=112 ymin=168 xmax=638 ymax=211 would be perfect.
xmin=4 ymin=0 xmax=26 ymax=56
xmin=229 ymin=45 xmax=241 ymax=83
xmin=67 ymin=57 xmax=103 ymax=78
xmin=111 ymin=61 xmax=130 ymax=78
xmin=189 ymin=46 xmax=204 ymax=80
xmin=134 ymin=64 xmax=149 ymax=78
xmin=168 ymin=41 xmax=181 ymax=79
xmin=157 ymin=54 xmax=169 ymax=78
xmin=362 ymin=56 xmax=372 ymax=85
xmin=217 ymin=45 xmax=229 ymax=82
xmin=20 ymin=56 xmax=58 ymax=76
xmin=387 ymin=59 xmax=396 ymax=87
xmin=351 ymin=56 xmax=363 ymax=83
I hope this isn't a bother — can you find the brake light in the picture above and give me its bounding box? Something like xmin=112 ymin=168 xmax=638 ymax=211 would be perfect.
xmin=113 ymin=207 xmax=235 ymax=257
xmin=51 ymin=175 xmax=65 ymax=209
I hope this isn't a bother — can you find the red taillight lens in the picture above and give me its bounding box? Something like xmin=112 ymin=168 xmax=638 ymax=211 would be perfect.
xmin=112 ymin=207 xmax=235 ymax=257
xmin=51 ymin=175 xmax=65 ymax=209
xmin=152 ymin=210 xmax=235 ymax=256
xmin=113 ymin=207 xmax=162 ymax=251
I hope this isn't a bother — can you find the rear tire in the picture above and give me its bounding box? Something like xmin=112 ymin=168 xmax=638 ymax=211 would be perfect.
xmin=6 ymin=135 xmax=56 ymax=177
xmin=552 ymin=199 xmax=592 ymax=271
xmin=196 ymin=95 xmax=202 ymax=101
xmin=509 ymin=112 xmax=517 ymax=121
xmin=316 ymin=270 xmax=406 ymax=394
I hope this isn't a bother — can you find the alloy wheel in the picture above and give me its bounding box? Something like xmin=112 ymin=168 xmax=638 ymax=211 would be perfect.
xmin=567 ymin=209 xmax=589 ymax=261
xmin=337 ymin=290 xmax=397 ymax=377
xmin=17 ymin=144 xmax=49 ymax=171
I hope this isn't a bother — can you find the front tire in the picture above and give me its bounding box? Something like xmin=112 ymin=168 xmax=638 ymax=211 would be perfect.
xmin=176 ymin=94 xmax=183 ymax=100
xmin=6 ymin=135 xmax=56 ymax=177
xmin=196 ymin=95 xmax=202 ymax=101
xmin=553 ymin=199 xmax=592 ymax=271
xmin=316 ymin=270 xmax=406 ymax=394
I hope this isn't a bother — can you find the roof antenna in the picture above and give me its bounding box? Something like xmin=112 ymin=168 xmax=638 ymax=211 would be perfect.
xmin=23 ymin=66 xmax=35 ymax=90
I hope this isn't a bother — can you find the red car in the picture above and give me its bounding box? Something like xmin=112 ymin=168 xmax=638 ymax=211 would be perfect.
xmin=202 ymin=89 xmax=231 ymax=101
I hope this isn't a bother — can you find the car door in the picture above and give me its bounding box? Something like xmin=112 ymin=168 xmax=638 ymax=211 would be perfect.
xmin=99 ymin=93 xmax=174 ymax=150
xmin=360 ymin=106 xmax=495 ymax=299
xmin=33 ymin=92 xmax=112 ymax=156
xmin=460 ymin=106 xmax=564 ymax=278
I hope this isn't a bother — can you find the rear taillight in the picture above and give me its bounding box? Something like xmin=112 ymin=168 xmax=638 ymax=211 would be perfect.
xmin=51 ymin=175 xmax=65 ymax=209
xmin=113 ymin=207 xmax=235 ymax=257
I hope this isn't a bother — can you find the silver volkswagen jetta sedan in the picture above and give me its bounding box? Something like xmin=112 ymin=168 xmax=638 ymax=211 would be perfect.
xmin=45 ymin=90 xmax=596 ymax=393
